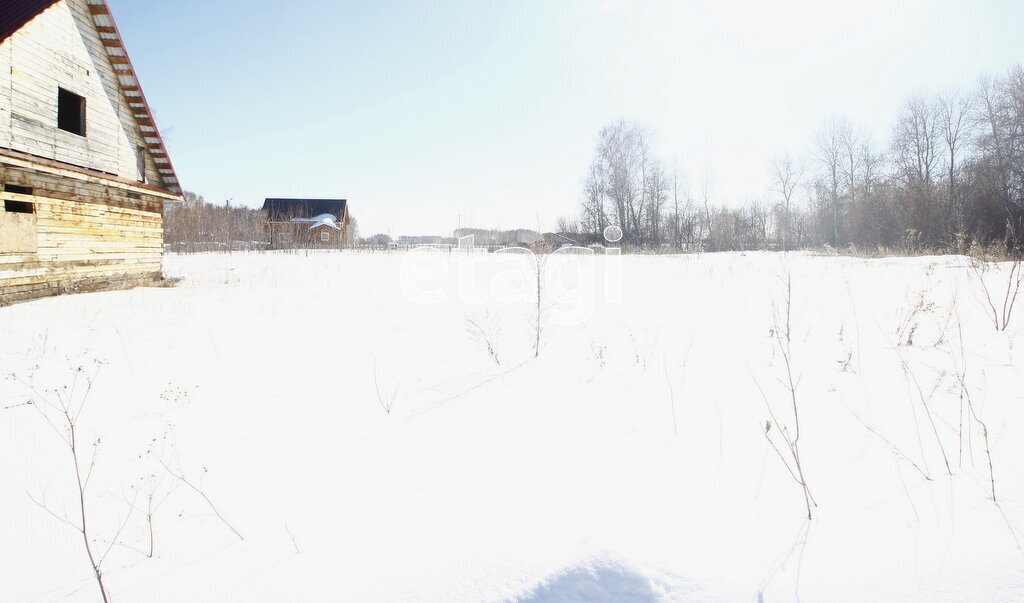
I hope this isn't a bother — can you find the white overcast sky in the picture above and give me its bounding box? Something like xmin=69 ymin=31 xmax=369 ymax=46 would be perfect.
xmin=115 ymin=0 xmax=1024 ymax=236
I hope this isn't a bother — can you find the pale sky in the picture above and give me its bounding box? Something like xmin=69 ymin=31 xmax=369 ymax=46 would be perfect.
xmin=110 ymin=0 xmax=1024 ymax=236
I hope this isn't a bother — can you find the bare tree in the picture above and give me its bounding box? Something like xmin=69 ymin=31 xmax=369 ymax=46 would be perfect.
xmin=840 ymin=126 xmax=863 ymax=211
xmin=893 ymin=97 xmax=941 ymax=243
xmin=570 ymin=65 xmax=1024 ymax=253
xmin=581 ymin=162 xmax=608 ymax=236
xmin=939 ymin=91 xmax=974 ymax=236
xmin=583 ymin=120 xmax=652 ymax=247
xmin=894 ymin=97 xmax=940 ymax=187
xmin=815 ymin=117 xmax=850 ymax=246
xmin=977 ymin=70 xmax=1024 ymax=216
xmin=771 ymin=153 xmax=804 ymax=251
xmin=164 ymin=192 xmax=268 ymax=253
xmin=669 ymin=164 xmax=687 ymax=249
xmin=645 ymin=160 xmax=669 ymax=246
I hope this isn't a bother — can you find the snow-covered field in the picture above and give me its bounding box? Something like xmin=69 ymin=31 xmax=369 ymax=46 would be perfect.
xmin=1 ymin=251 xmax=1022 ymax=602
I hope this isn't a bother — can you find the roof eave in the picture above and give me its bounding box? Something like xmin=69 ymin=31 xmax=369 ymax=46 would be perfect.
xmin=85 ymin=0 xmax=183 ymax=196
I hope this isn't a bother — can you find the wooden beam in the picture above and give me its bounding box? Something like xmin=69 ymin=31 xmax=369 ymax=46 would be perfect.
xmin=0 ymin=148 xmax=183 ymax=201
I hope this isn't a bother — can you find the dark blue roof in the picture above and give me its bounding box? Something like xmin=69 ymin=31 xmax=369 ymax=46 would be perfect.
xmin=262 ymin=198 xmax=348 ymax=220
xmin=1 ymin=0 xmax=60 ymax=43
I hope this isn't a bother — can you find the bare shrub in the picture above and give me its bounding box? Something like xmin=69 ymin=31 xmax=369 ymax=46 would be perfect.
xmin=373 ymin=361 xmax=400 ymax=415
xmin=838 ymin=351 xmax=854 ymax=373
xmin=591 ymin=341 xmax=607 ymax=369
xmin=465 ymin=311 xmax=502 ymax=367
xmin=970 ymin=224 xmax=1023 ymax=331
xmin=895 ymin=291 xmax=935 ymax=347
xmin=124 ymin=457 xmax=174 ymax=558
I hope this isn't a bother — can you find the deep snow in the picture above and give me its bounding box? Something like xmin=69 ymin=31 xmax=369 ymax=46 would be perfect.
xmin=1 ymin=251 xmax=1022 ymax=602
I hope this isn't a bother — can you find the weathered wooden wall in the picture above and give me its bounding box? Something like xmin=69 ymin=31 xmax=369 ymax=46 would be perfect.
xmin=0 ymin=0 xmax=158 ymax=182
xmin=268 ymin=222 xmax=349 ymax=250
xmin=0 ymin=0 xmax=184 ymax=304
xmin=0 ymin=163 xmax=166 ymax=304
xmin=0 ymin=27 xmax=12 ymax=151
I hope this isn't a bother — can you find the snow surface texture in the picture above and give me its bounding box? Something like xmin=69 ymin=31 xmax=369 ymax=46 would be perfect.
xmin=0 ymin=251 xmax=1022 ymax=602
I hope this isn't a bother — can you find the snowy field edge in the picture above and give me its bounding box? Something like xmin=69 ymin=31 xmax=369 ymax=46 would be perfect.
xmin=0 ymin=251 xmax=1022 ymax=602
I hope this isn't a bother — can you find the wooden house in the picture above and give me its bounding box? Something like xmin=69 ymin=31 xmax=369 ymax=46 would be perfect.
xmin=263 ymin=198 xmax=351 ymax=250
xmin=0 ymin=0 xmax=183 ymax=304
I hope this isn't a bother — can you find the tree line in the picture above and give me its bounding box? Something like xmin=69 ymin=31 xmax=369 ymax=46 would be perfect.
xmin=164 ymin=193 xmax=361 ymax=252
xmin=560 ymin=65 xmax=1024 ymax=254
xmin=163 ymin=192 xmax=269 ymax=252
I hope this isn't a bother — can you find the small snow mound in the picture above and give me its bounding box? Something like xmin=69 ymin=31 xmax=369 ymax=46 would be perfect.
xmin=518 ymin=562 xmax=661 ymax=603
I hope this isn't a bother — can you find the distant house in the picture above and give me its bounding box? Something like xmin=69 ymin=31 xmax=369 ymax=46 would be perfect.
xmin=0 ymin=0 xmax=183 ymax=304
xmin=263 ymin=198 xmax=351 ymax=249
xmin=543 ymin=232 xmax=577 ymax=247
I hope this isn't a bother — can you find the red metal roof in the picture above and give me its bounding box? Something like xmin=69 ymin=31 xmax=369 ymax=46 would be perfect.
xmin=0 ymin=0 xmax=60 ymax=43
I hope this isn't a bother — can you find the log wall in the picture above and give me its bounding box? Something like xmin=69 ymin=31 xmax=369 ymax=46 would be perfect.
xmin=0 ymin=162 xmax=166 ymax=304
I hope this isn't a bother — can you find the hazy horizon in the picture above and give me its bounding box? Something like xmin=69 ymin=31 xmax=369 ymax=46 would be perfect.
xmin=113 ymin=0 xmax=1024 ymax=236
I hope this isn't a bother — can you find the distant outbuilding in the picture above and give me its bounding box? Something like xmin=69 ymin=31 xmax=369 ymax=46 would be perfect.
xmin=262 ymin=198 xmax=352 ymax=249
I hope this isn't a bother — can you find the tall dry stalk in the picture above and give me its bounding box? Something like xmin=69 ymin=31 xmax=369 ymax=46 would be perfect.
xmin=948 ymin=314 xmax=997 ymax=501
xmin=760 ymin=272 xmax=817 ymax=520
xmin=897 ymin=353 xmax=952 ymax=476
xmin=22 ymin=368 xmax=114 ymax=603
xmin=155 ymin=457 xmax=244 ymax=541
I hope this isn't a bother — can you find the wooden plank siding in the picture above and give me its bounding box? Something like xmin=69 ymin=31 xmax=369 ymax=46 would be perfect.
xmin=0 ymin=0 xmax=183 ymax=304
xmin=0 ymin=166 xmax=166 ymax=304
xmin=0 ymin=37 xmax=12 ymax=150
xmin=0 ymin=0 xmax=160 ymax=182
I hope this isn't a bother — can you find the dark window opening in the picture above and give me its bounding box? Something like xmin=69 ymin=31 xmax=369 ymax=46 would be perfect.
xmin=57 ymin=88 xmax=87 ymax=136
xmin=4 ymin=200 xmax=35 ymax=214
xmin=3 ymin=184 xmax=33 ymax=195
xmin=136 ymin=146 xmax=147 ymax=183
